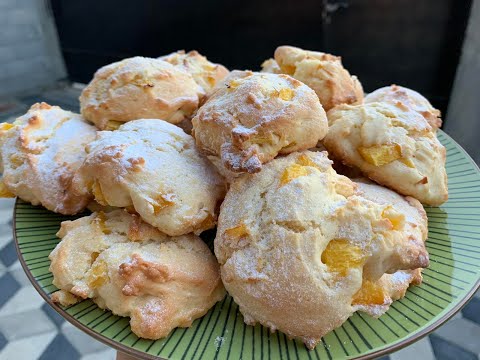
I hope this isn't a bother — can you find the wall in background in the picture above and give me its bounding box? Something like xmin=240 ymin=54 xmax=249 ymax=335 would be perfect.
xmin=0 ymin=0 xmax=66 ymax=98
xmin=51 ymin=0 xmax=472 ymax=117
xmin=445 ymin=0 xmax=480 ymax=163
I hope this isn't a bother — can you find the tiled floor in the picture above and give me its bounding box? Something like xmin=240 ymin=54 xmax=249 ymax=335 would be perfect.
xmin=0 ymin=87 xmax=479 ymax=359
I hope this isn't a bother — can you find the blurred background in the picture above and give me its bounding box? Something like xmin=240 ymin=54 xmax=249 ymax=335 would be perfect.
xmin=0 ymin=1 xmax=479 ymax=359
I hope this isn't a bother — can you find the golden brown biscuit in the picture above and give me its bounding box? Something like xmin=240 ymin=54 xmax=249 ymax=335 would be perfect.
xmin=0 ymin=103 xmax=96 ymax=214
xmin=263 ymin=46 xmax=364 ymax=110
xmin=72 ymin=119 xmax=225 ymax=236
xmin=324 ymin=102 xmax=448 ymax=206
xmin=309 ymin=141 xmax=364 ymax=178
xmin=350 ymin=181 xmax=425 ymax=316
xmin=80 ymin=57 xmax=203 ymax=130
xmin=365 ymin=85 xmax=442 ymax=129
xmin=192 ymin=71 xmax=328 ymax=176
xmin=50 ymin=210 xmax=225 ymax=340
xmin=353 ymin=269 xmax=422 ymax=317
xmin=159 ymin=50 xmax=229 ymax=95
xmin=260 ymin=58 xmax=281 ymax=74
xmin=215 ymin=151 xmax=428 ymax=349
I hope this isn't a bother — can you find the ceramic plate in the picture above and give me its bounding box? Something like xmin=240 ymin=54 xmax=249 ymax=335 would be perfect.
xmin=14 ymin=130 xmax=480 ymax=359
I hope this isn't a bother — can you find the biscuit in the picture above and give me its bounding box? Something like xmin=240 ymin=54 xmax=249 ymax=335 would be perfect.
xmin=160 ymin=50 xmax=229 ymax=95
xmin=354 ymin=269 xmax=422 ymax=317
xmin=324 ymin=102 xmax=448 ymax=206
xmin=0 ymin=103 xmax=96 ymax=214
xmin=353 ymin=180 xmax=426 ymax=308
xmin=309 ymin=141 xmax=364 ymax=178
xmin=80 ymin=57 xmax=203 ymax=130
xmin=262 ymin=46 xmax=364 ymax=111
xmin=192 ymin=71 xmax=328 ymax=176
xmin=365 ymin=85 xmax=442 ymax=129
xmin=50 ymin=210 xmax=225 ymax=340
xmin=215 ymin=151 xmax=428 ymax=349
xmin=260 ymin=58 xmax=281 ymax=74
xmin=72 ymin=119 xmax=225 ymax=236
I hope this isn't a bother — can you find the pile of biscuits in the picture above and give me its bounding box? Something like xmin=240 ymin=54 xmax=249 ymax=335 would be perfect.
xmin=0 ymin=46 xmax=447 ymax=349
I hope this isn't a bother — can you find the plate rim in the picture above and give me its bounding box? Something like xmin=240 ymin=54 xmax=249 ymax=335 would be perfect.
xmin=13 ymin=129 xmax=480 ymax=360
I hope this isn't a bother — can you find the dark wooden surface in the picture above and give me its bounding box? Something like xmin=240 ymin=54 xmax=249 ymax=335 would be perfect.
xmin=50 ymin=0 xmax=473 ymax=116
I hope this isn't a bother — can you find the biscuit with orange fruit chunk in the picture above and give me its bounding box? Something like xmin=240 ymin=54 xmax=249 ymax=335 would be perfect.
xmin=260 ymin=58 xmax=281 ymax=74
xmin=159 ymin=50 xmax=229 ymax=96
xmin=49 ymin=209 xmax=225 ymax=340
xmin=261 ymin=46 xmax=364 ymax=111
xmin=0 ymin=103 xmax=96 ymax=213
xmin=365 ymin=84 xmax=442 ymax=130
xmin=80 ymin=56 xmax=204 ymax=130
xmin=72 ymin=119 xmax=225 ymax=236
xmin=352 ymin=269 xmax=423 ymax=317
xmin=324 ymin=102 xmax=448 ymax=206
xmin=192 ymin=71 xmax=328 ymax=177
xmin=215 ymin=151 xmax=428 ymax=350
xmin=0 ymin=179 xmax=15 ymax=198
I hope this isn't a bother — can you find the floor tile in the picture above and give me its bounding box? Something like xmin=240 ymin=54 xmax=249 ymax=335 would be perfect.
xmin=461 ymin=297 xmax=480 ymax=325
xmin=9 ymin=265 xmax=31 ymax=287
xmin=0 ymin=308 xmax=56 ymax=341
xmin=0 ymin=199 xmax=14 ymax=226
xmin=0 ymin=241 xmax=17 ymax=267
xmin=0 ymin=273 xmax=20 ymax=308
xmin=61 ymin=322 xmax=110 ymax=355
xmin=434 ymin=317 xmax=480 ymax=355
xmin=0 ymin=198 xmax=15 ymax=211
xmin=0 ymin=263 xmax=6 ymax=279
xmin=42 ymin=302 xmax=65 ymax=328
xmin=38 ymin=333 xmax=80 ymax=360
xmin=0 ymin=286 xmax=44 ymax=316
xmin=0 ymin=101 xmax=28 ymax=120
xmin=0 ymin=332 xmax=6 ymax=352
xmin=80 ymin=348 xmax=116 ymax=360
xmin=0 ymin=233 xmax=13 ymax=254
xmin=391 ymin=337 xmax=435 ymax=360
xmin=429 ymin=334 xmax=477 ymax=360
xmin=451 ymin=311 xmax=463 ymax=320
xmin=0 ymin=331 xmax=56 ymax=360
xmin=8 ymin=259 xmax=22 ymax=274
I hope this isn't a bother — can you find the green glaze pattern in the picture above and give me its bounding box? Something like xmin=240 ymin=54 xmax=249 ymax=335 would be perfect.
xmin=14 ymin=130 xmax=480 ymax=359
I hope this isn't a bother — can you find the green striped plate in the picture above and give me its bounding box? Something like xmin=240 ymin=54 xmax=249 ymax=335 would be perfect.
xmin=14 ymin=130 xmax=480 ymax=359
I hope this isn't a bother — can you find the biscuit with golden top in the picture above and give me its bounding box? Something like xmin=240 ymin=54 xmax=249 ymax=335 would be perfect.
xmin=260 ymin=58 xmax=281 ymax=74
xmin=353 ymin=269 xmax=423 ymax=317
xmin=215 ymin=151 xmax=428 ymax=349
xmin=72 ymin=119 xmax=225 ymax=236
xmin=80 ymin=57 xmax=203 ymax=130
xmin=324 ymin=102 xmax=448 ymax=206
xmin=365 ymin=84 xmax=442 ymax=130
xmin=192 ymin=71 xmax=328 ymax=176
xmin=50 ymin=209 xmax=225 ymax=340
xmin=159 ymin=50 xmax=229 ymax=95
xmin=350 ymin=179 xmax=426 ymax=316
xmin=0 ymin=103 xmax=96 ymax=214
xmin=262 ymin=46 xmax=364 ymax=111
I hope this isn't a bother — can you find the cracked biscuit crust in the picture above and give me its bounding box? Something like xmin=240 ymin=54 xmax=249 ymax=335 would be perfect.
xmin=0 ymin=103 xmax=96 ymax=214
xmin=159 ymin=50 xmax=229 ymax=96
xmin=262 ymin=46 xmax=364 ymax=111
xmin=192 ymin=71 xmax=328 ymax=176
xmin=80 ymin=57 xmax=204 ymax=130
xmin=324 ymin=102 xmax=448 ymax=206
xmin=365 ymin=85 xmax=442 ymax=130
xmin=49 ymin=209 xmax=225 ymax=340
xmin=214 ymin=151 xmax=428 ymax=349
xmin=72 ymin=119 xmax=226 ymax=236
